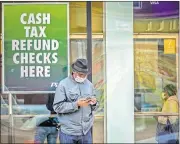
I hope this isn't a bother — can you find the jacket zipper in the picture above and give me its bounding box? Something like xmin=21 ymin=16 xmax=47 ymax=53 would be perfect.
xmin=78 ymin=83 xmax=84 ymax=134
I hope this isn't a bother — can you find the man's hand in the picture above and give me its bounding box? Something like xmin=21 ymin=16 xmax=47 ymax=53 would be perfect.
xmin=77 ymin=98 xmax=89 ymax=107
xmin=89 ymin=97 xmax=97 ymax=105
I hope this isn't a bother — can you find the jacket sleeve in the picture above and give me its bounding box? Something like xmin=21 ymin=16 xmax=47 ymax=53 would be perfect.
xmin=53 ymin=82 xmax=79 ymax=114
xmin=91 ymin=86 xmax=99 ymax=112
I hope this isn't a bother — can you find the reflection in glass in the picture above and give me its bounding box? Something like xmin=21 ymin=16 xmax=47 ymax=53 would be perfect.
xmin=70 ymin=2 xmax=87 ymax=33
xmin=134 ymin=38 xmax=177 ymax=113
xmin=92 ymin=2 xmax=103 ymax=33
xmin=135 ymin=115 xmax=179 ymax=143
xmin=134 ymin=38 xmax=179 ymax=143
xmin=92 ymin=39 xmax=105 ymax=115
xmin=92 ymin=39 xmax=105 ymax=143
xmin=1 ymin=115 xmax=9 ymax=143
xmin=1 ymin=90 xmax=10 ymax=143
xmin=12 ymin=94 xmax=50 ymax=115
xmin=135 ymin=116 xmax=159 ymax=143
xmin=70 ymin=39 xmax=87 ymax=64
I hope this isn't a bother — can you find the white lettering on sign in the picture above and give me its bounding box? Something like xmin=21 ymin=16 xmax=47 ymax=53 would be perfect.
xmin=12 ymin=52 xmax=58 ymax=64
xmin=20 ymin=13 xmax=50 ymax=24
xmin=51 ymin=82 xmax=58 ymax=88
xmin=12 ymin=12 xmax=60 ymax=78
xmin=20 ymin=66 xmax=50 ymax=78
xmin=150 ymin=1 xmax=159 ymax=5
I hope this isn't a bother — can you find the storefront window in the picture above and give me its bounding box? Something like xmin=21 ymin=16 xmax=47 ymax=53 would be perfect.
xmin=134 ymin=37 xmax=177 ymax=112
xmin=134 ymin=1 xmax=179 ymax=143
xmin=134 ymin=35 xmax=179 ymax=142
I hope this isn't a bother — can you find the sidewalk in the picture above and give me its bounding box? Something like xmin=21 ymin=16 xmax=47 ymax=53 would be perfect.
xmin=136 ymin=137 xmax=157 ymax=143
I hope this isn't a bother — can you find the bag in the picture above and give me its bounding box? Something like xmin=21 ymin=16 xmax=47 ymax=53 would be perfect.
xmin=46 ymin=80 xmax=60 ymax=113
xmin=20 ymin=115 xmax=59 ymax=130
xmin=156 ymin=118 xmax=178 ymax=144
xmin=46 ymin=93 xmax=56 ymax=113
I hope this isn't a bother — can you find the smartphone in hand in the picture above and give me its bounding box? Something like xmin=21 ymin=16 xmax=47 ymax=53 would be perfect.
xmin=86 ymin=97 xmax=92 ymax=102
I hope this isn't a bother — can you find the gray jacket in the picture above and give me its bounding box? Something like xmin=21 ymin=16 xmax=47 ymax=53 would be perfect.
xmin=53 ymin=75 xmax=99 ymax=136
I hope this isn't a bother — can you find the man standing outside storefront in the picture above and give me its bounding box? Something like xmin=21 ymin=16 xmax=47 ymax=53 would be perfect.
xmin=53 ymin=58 xmax=99 ymax=143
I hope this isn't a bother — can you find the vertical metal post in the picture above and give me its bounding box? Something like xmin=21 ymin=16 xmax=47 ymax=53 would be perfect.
xmin=8 ymin=93 xmax=14 ymax=144
xmin=177 ymin=2 xmax=180 ymax=144
xmin=86 ymin=1 xmax=93 ymax=142
xmin=86 ymin=2 xmax=92 ymax=82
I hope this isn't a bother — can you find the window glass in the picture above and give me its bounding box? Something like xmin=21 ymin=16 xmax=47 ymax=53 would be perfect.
xmin=92 ymin=39 xmax=104 ymax=114
xmin=1 ymin=94 xmax=9 ymax=115
xmin=92 ymin=38 xmax=105 ymax=143
xmin=13 ymin=94 xmax=50 ymax=115
xmin=134 ymin=36 xmax=179 ymax=142
xmin=70 ymin=2 xmax=87 ymax=33
xmin=135 ymin=116 xmax=158 ymax=143
xmin=70 ymin=39 xmax=87 ymax=64
xmin=134 ymin=38 xmax=177 ymax=113
xmin=91 ymin=2 xmax=104 ymax=143
xmin=134 ymin=1 xmax=179 ymax=143
xmin=92 ymin=2 xmax=103 ymax=33
xmin=1 ymin=114 xmax=9 ymax=143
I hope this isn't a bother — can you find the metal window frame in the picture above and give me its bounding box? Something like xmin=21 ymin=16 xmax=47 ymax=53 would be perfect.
xmin=86 ymin=2 xmax=92 ymax=82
